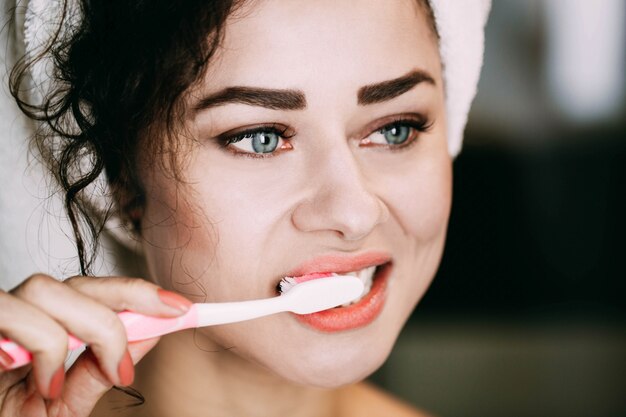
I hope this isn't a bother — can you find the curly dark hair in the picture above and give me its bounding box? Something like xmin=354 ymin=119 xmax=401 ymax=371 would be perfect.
xmin=9 ymin=0 xmax=438 ymax=276
xmin=10 ymin=1 xmax=242 ymax=274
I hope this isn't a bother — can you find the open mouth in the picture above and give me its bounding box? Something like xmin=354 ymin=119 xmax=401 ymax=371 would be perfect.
xmin=279 ymin=260 xmax=393 ymax=332
xmin=277 ymin=261 xmax=391 ymax=307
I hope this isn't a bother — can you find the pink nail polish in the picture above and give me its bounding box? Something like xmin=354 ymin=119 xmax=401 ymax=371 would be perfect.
xmin=48 ymin=366 xmax=65 ymax=399
xmin=157 ymin=289 xmax=193 ymax=312
xmin=117 ymin=349 xmax=135 ymax=386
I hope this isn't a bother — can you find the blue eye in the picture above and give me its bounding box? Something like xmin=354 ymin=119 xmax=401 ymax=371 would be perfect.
xmin=219 ymin=125 xmax=293 ymax=156
xmin=363 ymin=117 xmax=432 ymax=149
xmin=250 ymin=131 xmax=280 ymax=153
xmin=381 ymin=125 xmax=411 ymax=145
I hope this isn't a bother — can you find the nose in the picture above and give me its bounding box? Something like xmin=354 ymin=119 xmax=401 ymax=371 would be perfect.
xmin=291 ymin=145 xmax=389 ymax=241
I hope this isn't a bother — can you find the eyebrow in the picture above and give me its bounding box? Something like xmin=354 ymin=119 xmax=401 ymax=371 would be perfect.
xmin=194 ymin=86 xmax=306 ymax=112
xmin=357 ymin=70 xmax=436 ymax=105
xmin=193 ymin=69 xmax=435 ymax=113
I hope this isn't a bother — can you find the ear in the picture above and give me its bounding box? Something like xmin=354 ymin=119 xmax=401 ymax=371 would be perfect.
xmin=110 ymin=179 xmax=145 ymax=233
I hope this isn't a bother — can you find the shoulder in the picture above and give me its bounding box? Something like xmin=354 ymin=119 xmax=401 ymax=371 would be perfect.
xmin=336 ymin=381 xmax=434 ymax=417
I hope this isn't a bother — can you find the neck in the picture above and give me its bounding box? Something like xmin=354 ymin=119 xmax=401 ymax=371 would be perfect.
xmin=129 ymin=330 xmax=338 ymax=417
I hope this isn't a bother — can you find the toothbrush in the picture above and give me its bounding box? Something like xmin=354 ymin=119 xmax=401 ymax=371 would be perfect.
xmin=0 ymin=276 xmax=363 ymax=370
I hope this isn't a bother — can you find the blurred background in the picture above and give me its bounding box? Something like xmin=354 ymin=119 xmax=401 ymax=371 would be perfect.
xmin=371 ymin=1 xmax=626 ymax=416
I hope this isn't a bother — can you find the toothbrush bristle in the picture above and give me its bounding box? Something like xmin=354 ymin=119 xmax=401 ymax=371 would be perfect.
xmin=278 ymin=277 xmax=297 ymax=294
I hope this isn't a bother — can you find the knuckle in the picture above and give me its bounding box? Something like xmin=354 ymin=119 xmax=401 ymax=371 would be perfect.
xmin=63 ymin=275 xmax=91 ymax=290
xmin=63 ymin=275 xmax=84 ymax=285
xmin=19 ymin=274 xmax=57 ymax=298
xmin=93 ymin=311 xmax=127 ymax=345
xmin=126 ymin=277 xmax=156 ymax=293
xmin=116 ymin=276 xmax=145 ymax=288
xmin=32 ymin=328 xmax=68 ymax=363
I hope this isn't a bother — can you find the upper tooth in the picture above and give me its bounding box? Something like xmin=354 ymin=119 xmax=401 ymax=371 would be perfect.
xmin=357 ymin=266 xmax=376 ymax=283
xmin=333 ymin=266 xmax=376 ymax=281
xmin=339 ymin=267 xmax=376 ymax=306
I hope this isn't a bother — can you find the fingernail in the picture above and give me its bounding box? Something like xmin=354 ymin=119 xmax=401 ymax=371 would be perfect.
xmin=157 ymin=289 xmax=193 ymax=312
xmin=0 ymin=348 xmax=15 ymax=370
xmin=117 ymin=349 xmax=135 ymax=386
xmin=48 ymin=366 xmax=65 ymax=399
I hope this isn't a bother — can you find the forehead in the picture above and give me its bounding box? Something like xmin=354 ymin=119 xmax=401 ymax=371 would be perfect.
xmin=203 ymin=0 xmax=441 ymax=94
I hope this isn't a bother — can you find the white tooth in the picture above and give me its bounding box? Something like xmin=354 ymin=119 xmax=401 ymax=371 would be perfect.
xmin=362 ymin=278 xmax=371 ymax=295
xmin=356 ymin=270 xmax=364 ymax=282
xmin=339 ymin=267 xmax=377 ymax=307
xmin=358 ymin=266 xmax=376 ymax=285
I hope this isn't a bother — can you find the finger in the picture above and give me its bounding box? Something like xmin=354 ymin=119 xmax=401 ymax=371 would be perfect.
xmin=128 ymin=337 xmax=160 ymax=364
xmin=0 ymin=370 xmax=41 ymax=417
xmin=10 ymin=274 xmax=127 ymax=387
xmin=51 ymin=348 xmax=111 ymax=415
xmin=64 ymin=276 xmax=193 ymax=316
xmin=0 ymin=289 xmax=68 ymax=399
xmin=56 ymin=337 xmax=159 ymax=415
xmin=0 ymin=363 xmax=30 ymax=405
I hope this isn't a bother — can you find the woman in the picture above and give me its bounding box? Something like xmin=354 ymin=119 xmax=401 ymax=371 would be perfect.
xmin=0 ymin=0 xmax=490 ymax=415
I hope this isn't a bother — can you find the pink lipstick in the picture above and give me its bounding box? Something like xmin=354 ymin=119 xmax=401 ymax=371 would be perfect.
xmin=280 ymin=251 xmax=392 ymax=332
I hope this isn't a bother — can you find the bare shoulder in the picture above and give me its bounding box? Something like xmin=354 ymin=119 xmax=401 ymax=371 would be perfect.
xmin=337 ymin=381 xmax=434 ymax=417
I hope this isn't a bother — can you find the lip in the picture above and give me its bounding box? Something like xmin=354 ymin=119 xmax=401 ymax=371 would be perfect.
xmin=284 ymin=250 xmax=392 ymax=279
xmin=280 ymin=250 xmax=393 ymax=333
xmin=293 ymin=261 xmax=392 ymax=332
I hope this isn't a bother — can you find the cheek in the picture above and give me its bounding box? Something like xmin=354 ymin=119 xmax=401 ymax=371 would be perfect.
xmin=140 ymin=164 xmax=294 ymax=300
xmin=138 ymin=179 xmax=216 ymax=290
xmin=380 ymin=150 xmax=453 ymax=240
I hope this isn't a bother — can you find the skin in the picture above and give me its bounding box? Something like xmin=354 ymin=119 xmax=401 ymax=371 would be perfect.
xmin=121 ymin=0 xmax=450 ymax=415
xmin=0 ymin=275 xmax=190 ymax=416
xmin=0 ymin=0 xmax=450 ymax=416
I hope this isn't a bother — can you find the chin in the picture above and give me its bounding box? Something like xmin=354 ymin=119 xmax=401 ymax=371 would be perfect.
xmin=271 ymin=341 xmax=395 ymax=388
xmin=256 ymin=314 xmax=403 ymax=388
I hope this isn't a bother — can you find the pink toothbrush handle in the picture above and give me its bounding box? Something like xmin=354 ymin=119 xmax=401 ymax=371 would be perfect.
xmin=0 ymin=306 xmax=199 ymax=370
xmin=0 ymin=335 xmax=84 ymax=370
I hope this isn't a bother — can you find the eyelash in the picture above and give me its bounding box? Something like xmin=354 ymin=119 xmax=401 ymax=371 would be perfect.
xmin=215 ymin=124 xmax=294 ymax=159
xmin=373 ymin=117 xmax=433 ymax=152
xmin=215 ymin=116 xmax=433 ymax=159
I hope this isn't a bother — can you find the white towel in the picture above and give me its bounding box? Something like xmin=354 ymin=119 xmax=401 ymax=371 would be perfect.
xmin=0 ymin=0 xmax=491 ymax=288
xmin=430 ymin=0 xmax=491 ymax=156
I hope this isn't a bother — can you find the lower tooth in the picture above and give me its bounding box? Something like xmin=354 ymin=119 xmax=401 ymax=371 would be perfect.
xmin=341 ymin=288 xmax=369 ymax=307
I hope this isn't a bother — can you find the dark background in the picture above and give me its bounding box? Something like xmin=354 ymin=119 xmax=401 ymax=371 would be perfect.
xmin=423 ymin=128 xmax=625 ymax=322
xmin=372 ymin=2 xmax=626 ymax=416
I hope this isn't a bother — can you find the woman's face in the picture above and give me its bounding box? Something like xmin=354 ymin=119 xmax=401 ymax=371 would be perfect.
xmin=139 ymin=0 xmax=451 ymax=387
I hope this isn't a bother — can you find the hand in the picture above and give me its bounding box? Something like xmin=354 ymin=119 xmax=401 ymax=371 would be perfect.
xmin=0 ymin=274 xmax=192 ymax=416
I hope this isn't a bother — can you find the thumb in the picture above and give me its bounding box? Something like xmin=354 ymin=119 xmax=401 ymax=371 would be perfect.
xmin=127 ymin=337 xmax=161 ymax=364
xmin=51 ymin=337 xmax=160 ymax=416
